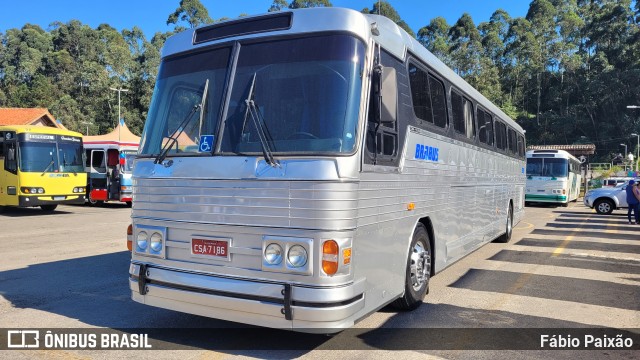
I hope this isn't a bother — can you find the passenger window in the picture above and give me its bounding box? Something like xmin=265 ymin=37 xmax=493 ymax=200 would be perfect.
xmin=451 ymin=91 xmax=464 ymax=135
xmin=495 ymin=121 xmax=507 ymax=151
xmin=429 ymin=75 xmax=447 ymax=128
xmin=408 ymin=63 xmax=446 ymax=129
xmin=477 ymin=108 xmax=494 ymax=146
xmin=451 ymin=89 xmax=474 ymax=138
xmin=408 ymin=64 xmax=432 ymax=123
xmin=517 ymin=135 xmax=525 ymax=157
xmin=508 ymin=128 xmax=517 ymax=154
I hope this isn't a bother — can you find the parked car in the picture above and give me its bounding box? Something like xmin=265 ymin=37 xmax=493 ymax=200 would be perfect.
xmin=584 ymin=181 xmax=635 ymax=214
xmin=601 ymin=177 xmax=634 ymax=187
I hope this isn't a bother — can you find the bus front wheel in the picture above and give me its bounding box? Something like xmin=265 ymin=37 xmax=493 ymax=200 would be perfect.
xmin=40 ymin=205 xmax=58 ymax=212
xmin=494 ymin=203 xmax=513 ymax=243
xmin=392 ymin=224 xmax=431 ymax=311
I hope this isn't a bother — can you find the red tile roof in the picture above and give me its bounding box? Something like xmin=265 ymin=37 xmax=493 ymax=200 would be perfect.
xmin=0 ymin=108 xmax=61 ymax=128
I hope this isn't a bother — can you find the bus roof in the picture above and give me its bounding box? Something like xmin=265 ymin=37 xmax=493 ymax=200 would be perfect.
xmin=161 ymin=7 xmax=523 ymax=134
xmin=526 ymin=149 xmax=579 ymax=161
xmin=0 ymin=125 xmax=83 ymax=138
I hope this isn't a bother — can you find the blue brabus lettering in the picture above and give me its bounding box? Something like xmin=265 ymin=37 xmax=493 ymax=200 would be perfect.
xmin=414 ymin=143 xmax=439 ymax=162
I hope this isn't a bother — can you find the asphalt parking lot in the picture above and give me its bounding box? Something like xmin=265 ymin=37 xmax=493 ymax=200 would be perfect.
xmin=0 ymin=201 xmax=638 ymax=359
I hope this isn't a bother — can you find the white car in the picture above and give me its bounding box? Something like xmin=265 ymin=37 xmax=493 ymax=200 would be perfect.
xmin=584 ymin=181 xmax=636 ymax=214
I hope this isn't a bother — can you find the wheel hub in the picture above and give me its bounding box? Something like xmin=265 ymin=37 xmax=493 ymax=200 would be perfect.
xmin=410 ymin=242 xmax=430 ymax=291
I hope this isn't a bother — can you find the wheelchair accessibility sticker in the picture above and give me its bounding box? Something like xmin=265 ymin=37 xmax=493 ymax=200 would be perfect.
xmin=199 ymin=135 xmax=214 ymax=152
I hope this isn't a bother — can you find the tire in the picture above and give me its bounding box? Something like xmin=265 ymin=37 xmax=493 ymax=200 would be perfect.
xmin=594 ymin=199 xmax=614 ymax=215
xmin=40 ymin=204 xmax=58 ymax=212
xmin=126 ymin=201 xmax=132 ymax=208
xmin=392 ymin=224 xmax=431 ymax=311
xmin=494 ymin=203 xmax=513 ymax=243
xmin=561 ymin=202 xmax=569 ymax=207
xmin=89 ymin=199 xmax=104 ymax=206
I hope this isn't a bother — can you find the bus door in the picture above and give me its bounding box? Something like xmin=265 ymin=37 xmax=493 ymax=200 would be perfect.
xmin=1 ymin=132 xmax=19 ymax=206
xmin=106 ymin=149 xmax=120 ymax=200
xmin=88 ymin=149 xmax=108 ymax=201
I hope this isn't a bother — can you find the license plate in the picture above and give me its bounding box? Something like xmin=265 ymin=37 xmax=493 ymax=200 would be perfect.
xmin=191 ymin=238 xmax=229 ymax=259
xmin=53 ymin=196 xmax=66 ymax=200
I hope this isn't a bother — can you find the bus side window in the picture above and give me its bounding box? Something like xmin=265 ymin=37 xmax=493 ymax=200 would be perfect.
xmin=0 ymin=132 xmax=4 ymax=157
xmin=4 ymin=140 xmax=17 ymax=174
xmin=90 ymin=150 xmax=106 ymax=174
xmin=451 ymin=89 xmax=474 ymax=139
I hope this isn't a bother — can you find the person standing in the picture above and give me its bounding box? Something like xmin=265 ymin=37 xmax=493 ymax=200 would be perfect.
xmin=626 ymin=180 xmax=639 ymax=224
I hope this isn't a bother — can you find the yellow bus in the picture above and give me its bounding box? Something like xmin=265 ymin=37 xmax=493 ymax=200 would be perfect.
xmin=0 ymin=125 xmax=87 ymax=212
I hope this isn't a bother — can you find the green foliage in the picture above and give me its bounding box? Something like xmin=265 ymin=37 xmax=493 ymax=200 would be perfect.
xmin=362 ymin=1 xmax=415 ymax=38
xmin=288 ymin=0 xmax=332 ymax=9
xmin=167 ymin=0 xmax=213 ymax=29
xmin=268 ymin=0 xmax=288 ymax=12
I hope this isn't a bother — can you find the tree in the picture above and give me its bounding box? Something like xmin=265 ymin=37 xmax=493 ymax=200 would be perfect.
xmin=167 ymin=0 xmax=213 ymax=29
xmin=417 ymin=17 xmax=450 ymax=62
xmin=268 ymin=0 xmax=289 ymax=12
xmin=288 ymin=0 xmax=332 ymax=9
xmin=362 ymin=1 xmax=415 ymax=38
xmin=448 ymin=13 xmax=482 ymax=79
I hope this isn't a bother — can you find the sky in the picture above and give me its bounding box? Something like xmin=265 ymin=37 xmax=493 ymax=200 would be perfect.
xmin=0 ymin=1 xmax=532 ymax=39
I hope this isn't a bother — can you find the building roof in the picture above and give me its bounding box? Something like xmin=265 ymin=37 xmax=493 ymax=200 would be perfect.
xmin=527 ymin=144 xmax=596 ymax=156
xmin=83 ymin=121 xmax=140 ymax=149
xmin=0 ymin=108 xmax=63 ymax=128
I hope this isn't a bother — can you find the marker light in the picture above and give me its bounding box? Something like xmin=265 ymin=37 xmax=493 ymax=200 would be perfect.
xmin=322 ymin=240 xmax=339 ymax=276
xmin=127 ymin=224 xmax=133 ymax=251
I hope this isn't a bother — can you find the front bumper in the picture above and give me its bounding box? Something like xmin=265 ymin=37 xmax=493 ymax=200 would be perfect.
xmin=19 ymin=194 xmax=85 ymax=207
xmin=129 ymin=263 xmax=365 ymax=332
xmin=584 ymin=197 xmax=593 ymax=208
xmin=525 ymin=194 xmax=568 ymax=203
xmin=120 ymin=192 xmax=133 ymax=202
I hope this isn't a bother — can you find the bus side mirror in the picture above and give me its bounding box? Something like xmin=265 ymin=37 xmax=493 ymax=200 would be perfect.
xmin=373 ymin=65 xmax=398 ymax=125
xmin=380 ymin=67 xmax=397 ymax=124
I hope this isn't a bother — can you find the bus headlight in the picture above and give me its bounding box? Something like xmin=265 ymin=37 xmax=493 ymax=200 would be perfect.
xmin=137 ymin=231 xmax=148 ymax=250
xmin=287 ymin=245 xmax=308 ymax=268
xmin=72 ymin=187 xmax=85 ymax=193
xmin=150 ymin=232 xmax=163 ymax=252
xmin=21 ymin=187 xmax=45 ymax=194
xmin=264 ymin=243 xmax=283 ymax=265
xmin=134 ymin=225 xmax=166 ymax=259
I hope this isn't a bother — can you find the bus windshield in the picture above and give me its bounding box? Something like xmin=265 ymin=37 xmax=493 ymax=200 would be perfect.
xmin=526 ymin=158 xmax=568 ymax=178
xmin=220 ymin=35 xmax=365 ymax=155
xmin=19 ymin=139 xmax=84 ymax=173
xmin=122 ymin=152 xmax=137 ymax=173
xmin=139 ymin=34 xmax=365 ymax=156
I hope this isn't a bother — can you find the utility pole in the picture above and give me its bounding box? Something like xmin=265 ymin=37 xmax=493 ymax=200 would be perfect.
xmin=109 ymin=87 xmax=129 ymax=141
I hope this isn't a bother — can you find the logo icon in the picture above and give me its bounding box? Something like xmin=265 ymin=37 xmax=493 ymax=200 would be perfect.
xmin=7 ymin=330 xmax=39 ymax=348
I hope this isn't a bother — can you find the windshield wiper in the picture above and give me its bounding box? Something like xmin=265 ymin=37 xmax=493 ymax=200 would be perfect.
xmin=243 ymin=73 xmax=278 ymax=168
xmin=154 ymin=79 xmax=209 ymax=164
xmin=41 ymin=159 xmax=55 ymax=176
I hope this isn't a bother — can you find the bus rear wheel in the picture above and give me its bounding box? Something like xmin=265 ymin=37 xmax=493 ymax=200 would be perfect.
xmin=392 ymin=224 xmax=431 ymax=311
xmin=40 ymin=205 xmax=58 ymax=212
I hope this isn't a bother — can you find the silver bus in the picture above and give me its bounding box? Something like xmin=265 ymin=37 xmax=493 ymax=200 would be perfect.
xmin=128 ymin=8 xmax=526 ymax=332
xmin=525 ymin=150 xmax=581 ymax=206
